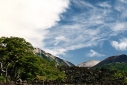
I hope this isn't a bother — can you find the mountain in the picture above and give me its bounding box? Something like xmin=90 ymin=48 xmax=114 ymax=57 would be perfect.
xmin=94 ymin=54 xmax=127 ymax=67
xmin=95 ymin=62 xmax=127 ymax=71
xmin=77 ymin=60 xmax=100 ymax=67
xmin=33 ymin=48 xmax=75 ymax=67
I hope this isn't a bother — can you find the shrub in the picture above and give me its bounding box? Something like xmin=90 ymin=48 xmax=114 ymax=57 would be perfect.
xmin=0 ymin=76 xmax=6 ymax=83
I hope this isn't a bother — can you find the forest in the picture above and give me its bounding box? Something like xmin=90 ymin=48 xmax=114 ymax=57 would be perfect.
xmin=0 ymin=37 xmax=127 ymax=85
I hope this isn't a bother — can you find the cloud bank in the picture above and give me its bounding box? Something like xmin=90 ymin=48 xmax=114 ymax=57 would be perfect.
xmin=0 ymin=0 xmax=69 ymax=47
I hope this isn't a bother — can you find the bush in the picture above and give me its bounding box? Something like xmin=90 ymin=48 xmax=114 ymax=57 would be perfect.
xmin=0 ymin=76 xmax=6 ymax=83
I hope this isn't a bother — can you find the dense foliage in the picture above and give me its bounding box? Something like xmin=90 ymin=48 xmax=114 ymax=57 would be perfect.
xmin=58 ymin=66 xmax=127 ymax=85
xmin=94 ymin=62 xmax=127 ymax=83
xmin=0 ymin=37 xmax=65 ymax=82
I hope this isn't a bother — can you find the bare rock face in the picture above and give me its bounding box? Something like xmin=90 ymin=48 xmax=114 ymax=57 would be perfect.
xmin=33 ymin=48 xmax=75 ymax=67
xmin=78 ymin=60 xmax=100 ymax=67
xmin=94 ymin=54 xmax=127 ymax=67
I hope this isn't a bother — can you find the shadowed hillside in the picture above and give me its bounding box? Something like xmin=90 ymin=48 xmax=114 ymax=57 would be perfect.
xmin=94 ymin=54 xmax=127 ymax=67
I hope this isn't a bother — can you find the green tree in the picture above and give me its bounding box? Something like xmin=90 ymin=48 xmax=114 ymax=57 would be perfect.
xmin=0 ymin=37 xmax=34 ymax=81
xmin=0 ymin=36 xmax=65 ymax=82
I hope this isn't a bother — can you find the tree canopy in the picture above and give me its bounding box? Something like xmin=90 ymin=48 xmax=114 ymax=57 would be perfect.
xmin=0 ymin=37 xmax=65 ymax=82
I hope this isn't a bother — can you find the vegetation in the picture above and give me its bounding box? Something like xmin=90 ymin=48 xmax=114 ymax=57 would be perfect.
xmin=35 ymin=51 xmax=75 ymax=67
xmin=94 ymin=62 xmax=127 ymax=84
xmin=96 ymin=62 xmax=127 ymax=71
xmin=0 ymin=36 xmax=65 ymax=82
xmin=1 ymin=36 xmax=127 ymax=84
xmin=58 ymin=66 xmax=127 ymax=85
xmin=0 ymin=76 xmax=6 ymax=83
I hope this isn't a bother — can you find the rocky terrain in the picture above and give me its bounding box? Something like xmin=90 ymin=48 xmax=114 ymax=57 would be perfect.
xmin=78 ymin=60 xmax=100 ymax=67
xmin=34 ymin=48 xmax=75 ymax=67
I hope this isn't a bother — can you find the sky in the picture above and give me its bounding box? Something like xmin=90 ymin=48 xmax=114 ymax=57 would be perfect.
xmin=0 ymin=0 xmax=127 ymax=65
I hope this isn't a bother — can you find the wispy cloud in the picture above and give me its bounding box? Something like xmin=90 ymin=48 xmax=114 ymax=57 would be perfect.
xmin=114 ymin=0 xmax=127 ymax=18
xmin=87 ymin=49 xmax=105 ymax=57
xmin=43 ymin=24 xmax=103 ymax=55
xmin=44 ymin=0 xmax=127 ymax=55
xmin=111 ymin=38 xmax=127 ymax=51
xmin=97 ymin=1 xmax=112 ymax=8
xmin=54 ymin=36 xmax=68 ymax=46
xmin=0 ymin=0 xmax=70 ymax=47
xmin=113 ymin=22 xmax=127 ymax=31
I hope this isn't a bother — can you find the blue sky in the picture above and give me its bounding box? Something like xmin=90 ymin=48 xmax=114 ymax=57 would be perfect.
xmin=43 ymin=0 xmax=127 ymax=65
xmin=1 ymin=0 xmax=127 ymax=65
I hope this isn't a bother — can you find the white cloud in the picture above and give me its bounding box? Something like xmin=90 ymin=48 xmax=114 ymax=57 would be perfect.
xmin=87 ymin=49 xmax=105 ymax=57
xmin=54 ymin=36 xmax=68 ymax=45
xmin=113 ymin=0 xmax=127 ymax=23
xmin=97 ymin=2 xmax=111 ymax=8
xmin=113 ymin=22 xmax=127 ymax=31
xmin=111 ymin=38 xmax=127 ymax=50
xmin=120 ymin=0 xmax=127 ymax=3
xmin=43 ymin=48 xmax=66 ymax=56
xmin=71 ymin=0 xmax=94 ymax=9
xmin=0 ymin=0 xmax=70 ymax=47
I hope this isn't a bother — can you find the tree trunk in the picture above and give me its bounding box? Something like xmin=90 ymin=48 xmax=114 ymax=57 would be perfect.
xmin=0 ymin=62 xmax=2 ymax=76
xmin=5 ymin=62 xmax=9 ymax=82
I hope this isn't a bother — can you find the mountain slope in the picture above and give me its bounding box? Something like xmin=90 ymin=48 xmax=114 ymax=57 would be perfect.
xmin=94 ymin=54 xmax=127 ymax=67
xmin=78 ymin=60 xmax=100 ymax=67
xmin=34 ymin=48 xmax=75 ymax=67
xmin=96 ymin=62 xmax=127 ymax=71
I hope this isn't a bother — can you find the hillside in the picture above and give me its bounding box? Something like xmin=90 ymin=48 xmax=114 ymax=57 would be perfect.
xmin=94 ymin=54 xmax=127 ymax=67
xmin=34 ymin=48 xmax=75 ymax=67
xmin=0 ymin=37 xmax=65 ymax=82
xmin=96 ymin=62 xmax=127 ymax=71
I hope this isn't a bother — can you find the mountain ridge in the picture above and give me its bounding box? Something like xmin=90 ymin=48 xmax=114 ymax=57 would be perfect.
xmin=34 ymin=48 xmax=75 ymax=67
xmin=94 ymin=54 xmax=127 ymax=67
